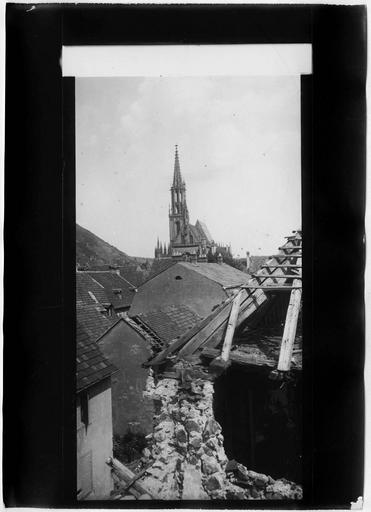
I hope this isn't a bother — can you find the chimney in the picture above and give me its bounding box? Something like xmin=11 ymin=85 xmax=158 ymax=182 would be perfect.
xmin=217 ymin=253 xmax=223 ymax=264
xmin=246 ymin=251 xmax=251 ymax=273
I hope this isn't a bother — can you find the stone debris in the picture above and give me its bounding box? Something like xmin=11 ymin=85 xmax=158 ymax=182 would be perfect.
xmin=125 ymin=369 xmax=303 ymax=500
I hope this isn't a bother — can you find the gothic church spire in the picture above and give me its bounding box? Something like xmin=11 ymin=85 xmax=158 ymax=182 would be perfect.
xmin=173 ymin=145 xmax=183 ymax=187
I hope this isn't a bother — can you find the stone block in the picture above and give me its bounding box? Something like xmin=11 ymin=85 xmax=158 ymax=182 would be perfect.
xmin=189 ymin=433 xmax=202 ymax=449
xmin=142 ymin=447 xmax=151 ymax=458
xmin=182 ymin=464 xmax=209 ymax=500
xmin=203 ymin=418 xmax=222 ymax=438
xmin=206 ymin=436 xmax=219 ymax=451
xmin=204 ymin=473 xmax=224 ymax=492
xmin=175 ymin=425 xmax=187 ymax=444
xmin=201 ymin=454 xmax=221 ymax=475
xmin=153 ymin=430 xmax=166 ymax=442
xmin=185 ymin=418 xmax=201 ymax=434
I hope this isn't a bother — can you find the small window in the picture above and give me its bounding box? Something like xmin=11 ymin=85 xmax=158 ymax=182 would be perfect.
xmin=175 ymin=275 xmax=183 ymax=280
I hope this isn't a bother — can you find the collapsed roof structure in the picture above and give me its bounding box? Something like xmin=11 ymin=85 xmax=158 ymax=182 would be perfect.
xmin=108 ymin=231 xmax=303 ymax=500
xmin=146 ymin=230 xmax=302 ymax=377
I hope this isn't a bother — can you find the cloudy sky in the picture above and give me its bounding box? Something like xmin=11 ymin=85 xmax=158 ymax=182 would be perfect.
xmin=76 ymin=76 xmax=301 ymax=258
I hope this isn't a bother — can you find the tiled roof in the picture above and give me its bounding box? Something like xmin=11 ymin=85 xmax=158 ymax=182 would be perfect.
xmin=77 ymin=303 xmax=117 ymax=342
xmin=118 ymin=265 xmax=147 ymax=288
xmin=147 ymin=258 xmax=177 ymax=281
xmin=189 ymin=224 xmax=202 ymax=242
xmin=76 ymin=272 xmax=110 ymax=306
xmin=86 ymin=271 xmax=136 ymax=309
xmin=134 ymin=305 xmax=202 ymax=344
xmin=179 ymin=262 xmax=250 ymax=288
xmin=76 ymin=306 xmax=117 ymax=392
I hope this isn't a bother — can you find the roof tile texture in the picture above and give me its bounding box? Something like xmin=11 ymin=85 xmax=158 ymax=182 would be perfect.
xmin=76 ymin=304 xmax=117 ymax=392
xmin=135 ymin=304 xmax=201 ymax=343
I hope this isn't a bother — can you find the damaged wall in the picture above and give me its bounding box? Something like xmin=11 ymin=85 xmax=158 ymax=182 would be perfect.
xmin=137 ymin=366 xmax=302 ymax=500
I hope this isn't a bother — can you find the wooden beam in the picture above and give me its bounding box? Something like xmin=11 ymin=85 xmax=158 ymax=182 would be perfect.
xmin=277 ymin=278 xmax=302 ymax=371
xmin=270 ymin=254 xmax=302 ymax=259
xmin=179 ymin=288 xmax=266 ymax=357
xmin=209 ymin=290 xmax=243 ymax=369
xmin=121 ymin=462 xmax=154 ymax=493
xmin=220 ymin=290 xmax=243 ymax=361
xmin=252 ymin=274 xmax=302 ymax=279
xmin=202 ymin=347 xmax=276 ymax=368
xmin=202 ymin=347 xmax=302 ymax=371
xmin=262 ymin=265 xmax=302 ymax=269
xmin=241 ymin=286 xmax=301 ymax=291
xmin=107 ymin=457 xmax=153 ymax=498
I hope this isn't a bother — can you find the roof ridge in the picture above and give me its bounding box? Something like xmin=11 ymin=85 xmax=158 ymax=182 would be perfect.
xmin=94 ymin=316 xmax=123 ymax=343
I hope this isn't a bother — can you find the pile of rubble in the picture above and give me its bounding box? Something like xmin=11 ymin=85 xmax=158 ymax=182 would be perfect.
xmin=129 ymin=365 xmax=303 ymax=500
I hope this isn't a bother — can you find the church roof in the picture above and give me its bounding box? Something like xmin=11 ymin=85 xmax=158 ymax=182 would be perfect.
xmin=189 ymin=224 xmax=202 ymax=241
xmin=179 ymin=261 xmax=250 ymax=289
xmin=195 ymin=220 xmax=213 ymax=243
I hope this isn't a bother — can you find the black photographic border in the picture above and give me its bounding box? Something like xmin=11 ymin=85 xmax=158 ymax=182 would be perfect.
xmin=4 ymin=4 xmax=366 ymax=508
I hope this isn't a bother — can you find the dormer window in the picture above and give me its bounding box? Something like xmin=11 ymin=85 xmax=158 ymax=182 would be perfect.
xmin=113 ymin=288 xmax=122 ymax=300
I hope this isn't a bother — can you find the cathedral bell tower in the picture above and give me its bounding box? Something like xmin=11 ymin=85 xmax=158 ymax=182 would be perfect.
xmin=169 ymin=145 xmax=190 ymax=248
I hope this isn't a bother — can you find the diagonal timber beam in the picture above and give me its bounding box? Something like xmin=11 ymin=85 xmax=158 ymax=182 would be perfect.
xmin=209 ymin=290 xmax=243 ymax=369
xmin=277 ymin=278 xmax=302 ymax=372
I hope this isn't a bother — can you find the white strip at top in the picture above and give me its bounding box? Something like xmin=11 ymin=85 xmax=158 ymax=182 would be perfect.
xmin=62 ymin=44 xmax=312 ymax=77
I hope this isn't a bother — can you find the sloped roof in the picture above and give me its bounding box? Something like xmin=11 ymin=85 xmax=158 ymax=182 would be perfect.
xmin=189 ymin=224 xmax=202 ymax=242
xmin=76 ymin=306 xmax=117 ymax=392
xmin=77 ymin=303 xmax=118 ymax=342
xmin=147 ymin=258 xmax=177 ymax=281
xmin=134 ymin=305 xmax=202 ymax=344
xmin=195 ymin=220 xmax=213 ymax=243
xmin=179 ymin=262 xmax=250 ymax=288
xmin=76 ymin=271 xmax=110 ymax=306
xmin=118 ymin=265 xmax=147 ymax=288
xmin=86 ymin=271 xmax=136 ymax=309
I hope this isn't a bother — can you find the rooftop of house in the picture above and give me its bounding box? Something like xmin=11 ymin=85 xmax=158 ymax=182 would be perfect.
xmin=76 ymin=306 xmax=118 ymax=392
xmin=178 ymin=261 xmax=250 ymax=289
xmin=77 ymin=302 xmax=118 ymax=342
xmin=76 ymin=271 xmax=110 ymax=307
xmin=117 ymin=265 xmax=147 ymax=288
xmin=147 ymin=258 xmax=177 ymax=281
xmin=132 ymin=304 xmax=202 ymax=345
xmin=85 ymin=271 xmax=136 ymax=309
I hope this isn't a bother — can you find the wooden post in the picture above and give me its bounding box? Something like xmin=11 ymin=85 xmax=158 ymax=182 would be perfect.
xmin=107 ymin=457 xmax=154 ymax=498
xmin=221 ymin=290 xmax=243 ymax=362
xmin=277 ymin=278 xmax=302 ymax=371
xmin=210 ymin=290 xmax=243 ymax=370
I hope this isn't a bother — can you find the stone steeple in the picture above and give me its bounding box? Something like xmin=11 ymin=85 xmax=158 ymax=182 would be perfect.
xmin=169 ymin=146 xmax=190 ymax=248
xmin=172 ymin=145 xmax=183 ymax=188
